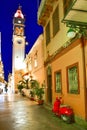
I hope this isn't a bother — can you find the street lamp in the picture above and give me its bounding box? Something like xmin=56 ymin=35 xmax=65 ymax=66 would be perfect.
xmin=67 ymin=26 xmax=87 ymax=39
xmin=67 ymin=28 xmax=76 ymax=38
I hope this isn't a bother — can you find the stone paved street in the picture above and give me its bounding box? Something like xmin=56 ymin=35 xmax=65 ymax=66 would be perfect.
xmin=0 ymin=93 xmax=86 ymax=130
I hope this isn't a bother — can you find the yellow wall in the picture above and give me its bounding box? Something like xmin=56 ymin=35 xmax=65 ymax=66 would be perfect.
xmin=27 ymin=34 xmax=45 ymax=85
xmin=38 ymin=0 xmax=87 ymax=120
xmin=44 ymin=1 xmax=69 ymax=60
xmin=51 ymin=39 xmax=86 ymax=119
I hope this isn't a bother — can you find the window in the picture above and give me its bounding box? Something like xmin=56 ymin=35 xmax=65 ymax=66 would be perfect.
xmin=52 ymin=5 xmax=59 ymax=37
xmin=28 ymin=57 xmax=32 ymax=71
xmin=34 ymin=51 xmax=38 ymax=68
xmin=63 ymin=0 xmax=73 ymax=16
xmin=34 ymin=59 xmax=38 ymax=68
xmin=67 ymin=63 xmax=79 ymax=94
xmin=55 ymin=70 xmax=62 ymax=93
xmin=46 ymin=22 xmax=50 ymax=46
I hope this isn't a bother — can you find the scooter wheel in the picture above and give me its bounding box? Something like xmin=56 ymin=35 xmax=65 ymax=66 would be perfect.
xmin=61 ymin=115 xmax=71 ymax=124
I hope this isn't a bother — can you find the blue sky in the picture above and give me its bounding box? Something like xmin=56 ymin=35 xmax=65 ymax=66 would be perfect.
xmin=0 ymin=0 xmax=43 ymax=81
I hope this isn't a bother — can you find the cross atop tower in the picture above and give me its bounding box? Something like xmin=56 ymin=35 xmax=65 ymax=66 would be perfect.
xmin=18 ymin=4 xmax=22 ymax=10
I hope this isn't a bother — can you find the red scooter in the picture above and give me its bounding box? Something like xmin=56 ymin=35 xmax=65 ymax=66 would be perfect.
xmin=52 ymin=97 xmax=74 ymax=123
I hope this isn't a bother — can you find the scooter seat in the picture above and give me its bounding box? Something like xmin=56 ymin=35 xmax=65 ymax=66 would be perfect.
xmin=60 ymin=104 xmax=70 ymax=108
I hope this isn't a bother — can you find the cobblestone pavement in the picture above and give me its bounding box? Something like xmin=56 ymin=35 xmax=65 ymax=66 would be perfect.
xmin=0 ymin=93 xmax=86 ymax=130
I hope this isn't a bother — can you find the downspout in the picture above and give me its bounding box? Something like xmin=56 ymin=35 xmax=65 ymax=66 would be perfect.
xmin=81 ymin=36 xmax=87 ymax=120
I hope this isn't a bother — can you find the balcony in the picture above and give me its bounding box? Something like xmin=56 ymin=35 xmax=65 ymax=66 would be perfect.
xmin=62 ymin=0 xmax=87 ymax=28
xmin=37 ymin=0 xmax=58 ymax=26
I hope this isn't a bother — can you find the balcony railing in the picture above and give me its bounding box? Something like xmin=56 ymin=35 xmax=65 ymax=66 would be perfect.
xmin=62 ymin=0 xmax=87 ymax=27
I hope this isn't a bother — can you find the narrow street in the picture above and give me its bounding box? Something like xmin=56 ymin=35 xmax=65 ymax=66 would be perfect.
xmin=0 ymin=93 xmax=86 ymax=130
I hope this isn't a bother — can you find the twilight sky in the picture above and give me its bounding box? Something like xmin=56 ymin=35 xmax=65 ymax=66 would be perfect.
xmin=0 ymin=0 xmax=43 ymax=81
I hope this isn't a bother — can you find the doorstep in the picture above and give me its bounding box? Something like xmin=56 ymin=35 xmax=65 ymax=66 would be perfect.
xmin=43 ymin=102 xmax=52 ymax=111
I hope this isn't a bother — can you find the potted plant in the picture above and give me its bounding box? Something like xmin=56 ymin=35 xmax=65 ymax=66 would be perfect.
xmin=29 ymin=79 xmax=39 ymax=100
xmin=17 ymin=80 xmax=26 ymax=94
xmin=17 ymin=83 xmax=24 ymax=93
xmin=35 ymin=84 xmax=44 ymax=105
xmin=29 ymin=89 xmax=35 ymax=100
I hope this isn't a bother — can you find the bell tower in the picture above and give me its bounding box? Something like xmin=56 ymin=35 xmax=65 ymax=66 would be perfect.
xmin=0 ymin=32 xmax=4 ymax=80
xmin=12 ymin=6 xmax=26 ymax=92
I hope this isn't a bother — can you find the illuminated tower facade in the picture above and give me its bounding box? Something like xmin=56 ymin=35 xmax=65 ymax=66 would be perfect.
xmin=12 ymin=6 xmax=26 ymax=92
xmin=0 ymin=32 xmax=4 ymax=80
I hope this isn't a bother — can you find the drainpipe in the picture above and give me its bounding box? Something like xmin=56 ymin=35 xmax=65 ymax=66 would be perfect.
xmin=81 ymin=36 xmax=87 ymax=120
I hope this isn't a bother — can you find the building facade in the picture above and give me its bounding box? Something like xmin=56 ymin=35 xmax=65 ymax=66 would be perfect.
xmin=24 ymin=34 xmax=45 ymax=88
xmin=37 ymin=0 xmax=87 ymax=121
xmin=0 ymin=32 xmax=6 ymax=91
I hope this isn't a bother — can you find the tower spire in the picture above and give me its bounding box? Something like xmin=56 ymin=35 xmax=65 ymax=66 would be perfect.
xmin=14 ymin=5 xmax=24 ymax=19
xmin=18 ymin=4 xmax=22 ymax=10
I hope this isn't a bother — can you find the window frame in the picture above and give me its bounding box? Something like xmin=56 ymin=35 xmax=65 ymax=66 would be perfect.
xmin=52 ymin=5 xmax=60 ymax=37
xmin=54 ymin=70 xmax=62 ymax=93
xmin=66 ymin=62 xmax=80 ymax=94
xmin=63 ymin=0 xmax=73 ymax=16
xmin=34 ymin=51 xmax=38 ymax=68
xmin=45 ymin=21 xmax=50 ymax=46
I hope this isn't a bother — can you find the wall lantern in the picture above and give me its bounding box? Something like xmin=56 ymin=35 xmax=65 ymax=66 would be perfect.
xmin=67 ymin=28 xmax=76 ymax=38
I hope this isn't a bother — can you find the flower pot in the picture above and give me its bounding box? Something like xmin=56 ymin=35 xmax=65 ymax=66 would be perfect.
xmin=30 ymin=97 xmax=34 ymax=101
xmin=38 ymin=100 xmax=44 ymax=105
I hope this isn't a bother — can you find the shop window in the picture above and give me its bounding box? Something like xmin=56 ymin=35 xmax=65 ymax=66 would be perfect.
xmin=63 ymin=0 xmax=73 ymax=16
xmin=52 ymin=5 xmax=59 ymax=37
xmin=55 ymin=70 xmax=62 ymax=93
xmin=46 ymin=22 xmax=50 ymax=46
xmin=67 ymin=63 xmax=79 ymax=94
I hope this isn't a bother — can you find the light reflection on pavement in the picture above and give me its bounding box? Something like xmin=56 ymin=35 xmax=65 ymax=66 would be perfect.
xmin=0 ymin=93 xmax=86 ymax=130
xmin=0 ymin=93 xmax=16 ymax=103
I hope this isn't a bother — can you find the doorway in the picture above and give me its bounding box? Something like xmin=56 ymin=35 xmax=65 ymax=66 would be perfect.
xmin=47 ymin=66 xmax=52 ymax=104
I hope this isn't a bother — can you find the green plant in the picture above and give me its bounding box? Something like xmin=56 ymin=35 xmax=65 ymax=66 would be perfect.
xmin=30 ymin=90 xmax=34 ymax=97
xmin=29 ymin=80 xmax=39 ymax=100
xmin=30 ymin=79 xmax=39 ymax=89
xmin=17 ymin=84 xmax=24 ymax=92
xmin=35 ymin=85 xmax=44 ymax=100
xmin=29 ymin=90 xmax=35 ymax=100
xmin=29 ymin=80 xmax=44 ymax=103
xmin=17 ymin=79 xmax=26 ymax=92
